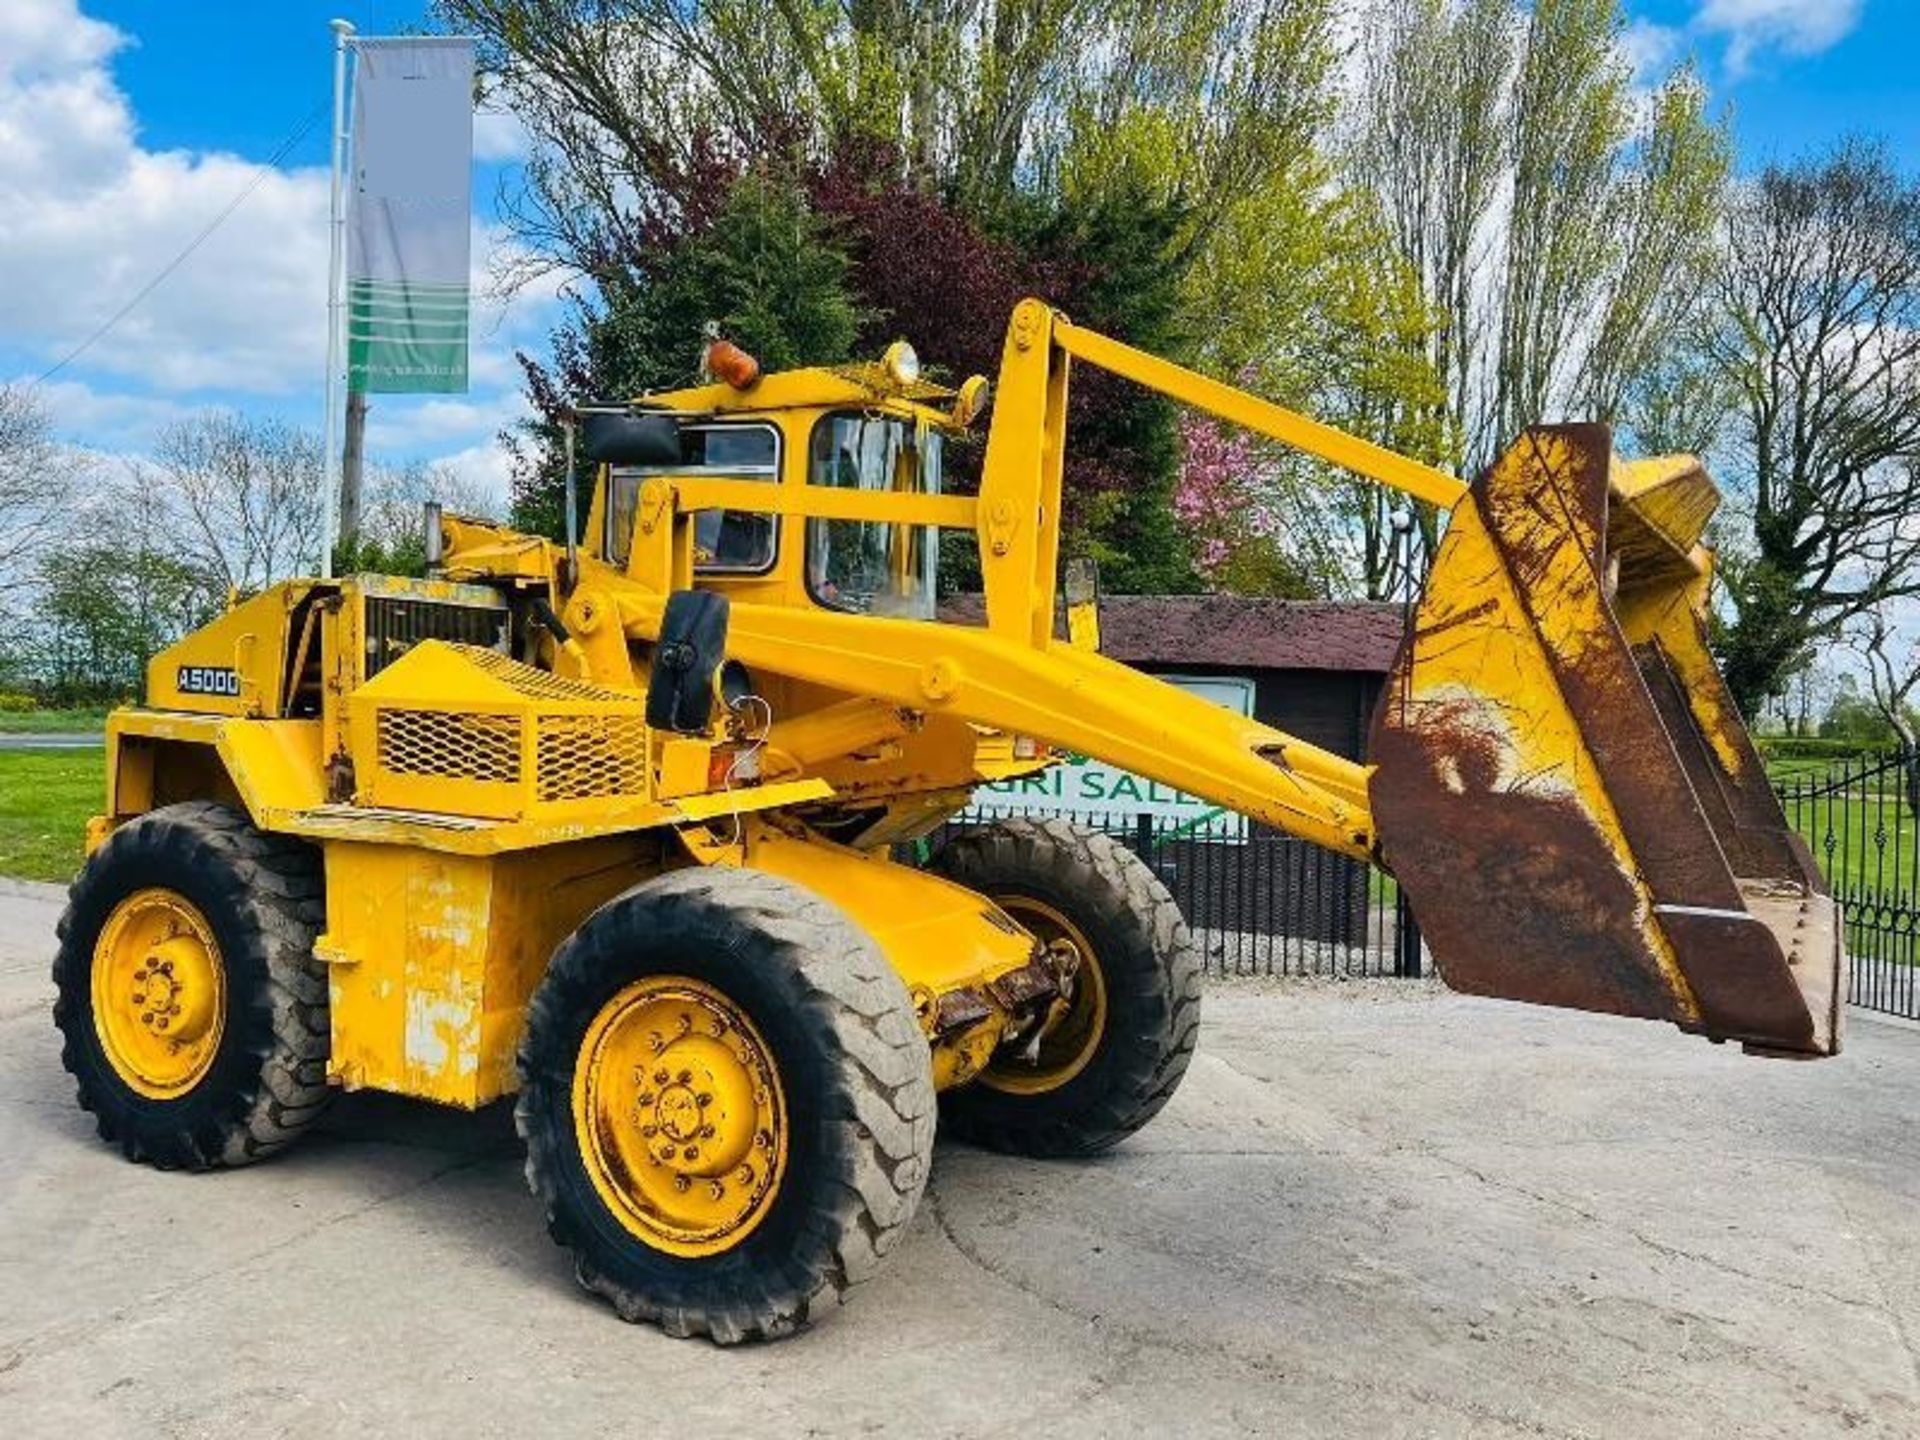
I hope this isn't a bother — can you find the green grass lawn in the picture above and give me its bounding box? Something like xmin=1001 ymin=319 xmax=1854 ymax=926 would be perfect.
xmin=1765 ymin=755 xmax=1918 ymax=898
xmin=0 ymin=747 xmax=101 ymax=884
xmin=0 ymin=706 xmax=112 ymax=734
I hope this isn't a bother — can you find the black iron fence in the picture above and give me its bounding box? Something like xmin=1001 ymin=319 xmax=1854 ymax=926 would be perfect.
xmin=923 ymin=744 xmax=1920 ymax=1011
xmin=918 ymin=805 xmax=1423 ymax=979
xmin=1775 ymin=747 xmax=1920 ymax=1020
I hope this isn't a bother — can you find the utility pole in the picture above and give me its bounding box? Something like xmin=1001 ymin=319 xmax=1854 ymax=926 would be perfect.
xmin=340 ymin=390 xmax=367 ymax=560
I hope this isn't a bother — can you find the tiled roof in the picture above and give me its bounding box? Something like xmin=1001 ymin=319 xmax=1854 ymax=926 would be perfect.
xmin=937 ymin=595 xmax=1406 ymax=674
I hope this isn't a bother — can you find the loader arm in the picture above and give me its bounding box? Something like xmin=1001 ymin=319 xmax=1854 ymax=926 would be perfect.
xmin=604 ymin=299 xmax=1842 ymax=1058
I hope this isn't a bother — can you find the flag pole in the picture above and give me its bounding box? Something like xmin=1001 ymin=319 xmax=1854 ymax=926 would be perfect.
xmin=321 ymin=17 xmax=355 ymax=579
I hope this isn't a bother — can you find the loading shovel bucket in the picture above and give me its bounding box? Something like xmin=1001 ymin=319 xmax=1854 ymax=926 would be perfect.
xmin=1370 ymin=425 xmax=1844 ymax=1057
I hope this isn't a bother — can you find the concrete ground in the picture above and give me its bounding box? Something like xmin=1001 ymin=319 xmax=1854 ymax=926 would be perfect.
xmin=3 ymin=877 xmax=1917 ymax=1439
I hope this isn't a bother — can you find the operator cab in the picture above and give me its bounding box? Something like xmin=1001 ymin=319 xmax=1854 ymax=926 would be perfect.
xmin=587 ymin=340 xmax=983 ymax=621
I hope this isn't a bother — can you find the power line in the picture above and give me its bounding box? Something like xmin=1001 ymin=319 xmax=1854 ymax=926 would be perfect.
xmin=33 ymin=98 xmax=331 ymax=389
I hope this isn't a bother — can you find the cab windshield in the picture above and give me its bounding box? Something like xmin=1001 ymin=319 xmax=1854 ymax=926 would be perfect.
xmin=806 ymin=413 xmax=942 ymax=619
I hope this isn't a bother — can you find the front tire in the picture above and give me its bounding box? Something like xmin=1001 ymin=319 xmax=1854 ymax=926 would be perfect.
xmin=52 ymin=802 xmax=332 ymax=1169
xmin=930 ymin=818 xmax=1200 ymax=1156
xmin=516 ymin=867 xmax=936 ymax=1343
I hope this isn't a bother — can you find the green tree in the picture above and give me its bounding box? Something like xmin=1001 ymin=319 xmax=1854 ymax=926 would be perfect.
xmin=510 ymin=170 xmax=862 ymax=536
xmin=1350 ymin=0 xmax=1728 ymax=473
xmin=1022 ymin=178 xmax=1196 ymax=593
xmin=28 ymin=469 xmax=219 ymax=705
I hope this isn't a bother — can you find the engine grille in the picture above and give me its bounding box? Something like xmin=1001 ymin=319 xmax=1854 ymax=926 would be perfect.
xmin=363 ymin=593 xmax=508 ymax=680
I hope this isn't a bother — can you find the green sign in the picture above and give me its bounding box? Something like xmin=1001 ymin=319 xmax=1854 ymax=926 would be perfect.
xmin=347 ymin=278 xmax=469 ymax=394
xmin=966 ymin=674 xmax=1255 ymax=839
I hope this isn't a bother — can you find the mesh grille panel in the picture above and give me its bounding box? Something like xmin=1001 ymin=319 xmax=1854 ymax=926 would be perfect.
xmin=536 ymin=714 xmax=651 ymax=801
xmin=454 ymin=645 xmax=633 ymax=704
xmin=378 ymin=709 xmax=522 ymax=783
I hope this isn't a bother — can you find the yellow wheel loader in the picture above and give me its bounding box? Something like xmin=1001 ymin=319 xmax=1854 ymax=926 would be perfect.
xmin=52 ymin=299 xmax=1843 ymax=1342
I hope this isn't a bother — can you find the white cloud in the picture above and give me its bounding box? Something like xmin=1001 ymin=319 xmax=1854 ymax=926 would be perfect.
xmin=437 ymin=436 xmax=518 ymax=512
xmin=0 ymin=0 xmax=563 ymax=500
xmin=473 ymin=104 xmax=532 ymax=163
xmin=1692 ymin=0 xmax=1863 ymax=76
xmin=1620 ymin=20 xmax=1684 ymax=84
xmin=0 ymin=2 xmax=334 ymax=394
xmin=12 ymin=376 xmax=197 ymax=453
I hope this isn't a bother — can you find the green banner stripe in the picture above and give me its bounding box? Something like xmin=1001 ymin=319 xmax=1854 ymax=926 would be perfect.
xmin=348 ymin=320 xmax=472 ymax=336
xmin=349 ymin=335 xmax=469 ymax=353
xmin=349 ymin=343 xmax=470 ymax=361
xmin=348 ymin=278 xmax=471 ymax=293
xmin=349 ymin=303 xmax=471 ymax=319
xmin=349 ymin=302 xmax=470 ymax=314
xmin=350 ymin=292 xmax=470 ymax=307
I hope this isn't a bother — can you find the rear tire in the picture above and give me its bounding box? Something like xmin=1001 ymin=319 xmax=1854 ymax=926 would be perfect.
xmin=930 ymin=818 xmax=1200 ymax=1156
xmin=52 ymin=802 xmax=332 ymax=1170
xmin=516 ymin=867 xmax=935 ymax=1343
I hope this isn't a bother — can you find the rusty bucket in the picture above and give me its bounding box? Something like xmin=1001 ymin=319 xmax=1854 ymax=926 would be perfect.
xmin=1370 ymin=426 xmax=1844 ymax=1057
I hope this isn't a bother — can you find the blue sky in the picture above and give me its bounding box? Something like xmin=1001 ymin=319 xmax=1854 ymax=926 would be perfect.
xmin=1 ymin=0 xmax=1914 ymax=506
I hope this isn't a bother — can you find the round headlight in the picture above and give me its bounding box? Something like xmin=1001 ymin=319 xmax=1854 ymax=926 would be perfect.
xmin=883 ymin=340 xmax=920 ymax=385
xmin=952 ymin=374 xmax=991 ymax=426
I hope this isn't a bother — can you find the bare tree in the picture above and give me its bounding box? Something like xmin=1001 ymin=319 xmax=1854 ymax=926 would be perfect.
xmin=1858 ymin=607 xmax=1920 ymax=817
xmin=1709 ymin=139 xmax=1920 ymax=718
xmin=148 ymin=413 xmax=324 ymax=594
xmin=0 ymin=384 xmax=76 ymax=597
xmin=351 ymin=458 xmax=502 ymax=569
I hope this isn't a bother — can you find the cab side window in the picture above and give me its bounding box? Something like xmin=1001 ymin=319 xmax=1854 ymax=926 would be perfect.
xmin=606 ymin=423 xmax=780 ymax=571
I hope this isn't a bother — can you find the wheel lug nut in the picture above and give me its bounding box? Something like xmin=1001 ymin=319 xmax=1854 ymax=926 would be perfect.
xmin=708 ymin=1181 xmax=725 ymax=1200
xmin=755 ymin=1131 xmax=771 ymax=1150
xmin=700 ymin=1124 xmax=715 ymax=1139
xmin=141 ymin=1013 xmax=155 ymax=1027
xmin=638 ymin=1091 xmax=654 ymax=1106
xmin=155 ymin=1017 xmax=170 ymax=1031
xmin=158 ymin=961 xmax=174 ymax=976
xmin=673 ymin=1175 xmax=690 ymax=1193
xmin=684 ymin=1146 xmax=699 ymax=1161
xmin=696 ymin=1092 xmax=711 ymax=1107
xmin=676 ymin=1069 xmax=691 ymax=1084
xmin=661 ymin=1145 xmax=677 ymax=1160
xmin=641 ymin=1124 xmax=657 ymax=1138
xmin=132 ymin=992 xmax=146 ymax=1005
xmin=737 ymin=1165 xmax=755 ymax=1185
xmin=653 ymin=1068 xmax=669 ymax=1085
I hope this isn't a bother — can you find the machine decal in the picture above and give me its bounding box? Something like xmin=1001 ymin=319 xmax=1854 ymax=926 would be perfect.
xmin=176 ymin=665 xmax=240 ymax=697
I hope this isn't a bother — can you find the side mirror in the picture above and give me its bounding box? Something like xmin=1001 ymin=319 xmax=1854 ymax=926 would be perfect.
xmin=646 ymin=589 xmax=731 ymax=734
xmin=580 ymin=411 xmax=681 ymax=467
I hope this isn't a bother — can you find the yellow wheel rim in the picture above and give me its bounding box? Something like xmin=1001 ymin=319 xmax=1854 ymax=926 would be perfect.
xmin=983 ymin=897 xmax=1108 ymax=1096
xmin=90 ymin=888 xmax=226 ymax=1099
xmin=572 ymin=976 xmax=788 ymax=1259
